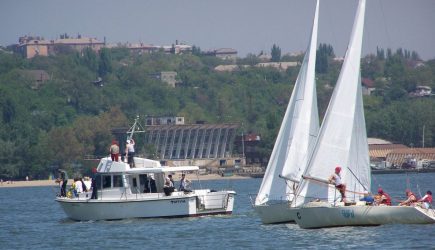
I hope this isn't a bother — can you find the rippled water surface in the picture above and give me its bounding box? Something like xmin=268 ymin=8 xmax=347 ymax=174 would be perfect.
xmin=1 ymin=173 xmax=434 ymax=249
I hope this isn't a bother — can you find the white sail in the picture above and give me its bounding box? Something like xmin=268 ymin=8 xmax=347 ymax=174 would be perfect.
xmin=294 ymin=0 xmax=369 ymax=207
xmin=255 ymin=0 xmax=319 ymax=205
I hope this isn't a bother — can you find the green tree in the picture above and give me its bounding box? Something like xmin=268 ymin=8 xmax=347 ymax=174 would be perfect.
xmin=98 ymin=48 xmax=112 ymax=77
xmin=271 ymin=44 xmax=281 ymax=62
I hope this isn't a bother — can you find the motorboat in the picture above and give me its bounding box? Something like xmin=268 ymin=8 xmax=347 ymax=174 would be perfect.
xmin=56 ymin=157 xmax=236 ymax=221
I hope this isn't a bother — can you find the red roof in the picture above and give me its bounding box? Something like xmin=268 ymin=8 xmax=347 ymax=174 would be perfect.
xmin=361 ymin=78 xmax=375 ymax=88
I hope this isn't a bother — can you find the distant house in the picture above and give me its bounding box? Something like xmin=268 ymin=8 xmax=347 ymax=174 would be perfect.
xmin=150 ymin=71 xmax=178 ymax=87
xmin=17 ymin=35 xmax=104 ymax=59
xmin=215 ymin=48 xmax=237 ymax=61
xmin=361 ymin=78 xmax=375 ymax=95
xmin=409 ymin=86 xmax=432 ymax=97
xmin=20 ymin=69 xmax=51 ymax=89
xmin=255 ymin=62 xmax=298 ymax=71
xmin=145 ymin=116 xmax=185 ymax=125
xmin=203 ymin=48 xmax=237 ymax=62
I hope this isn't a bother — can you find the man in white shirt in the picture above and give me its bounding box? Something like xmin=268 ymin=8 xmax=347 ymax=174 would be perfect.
xmin=328 ymin=166 xmax=346 ymax=202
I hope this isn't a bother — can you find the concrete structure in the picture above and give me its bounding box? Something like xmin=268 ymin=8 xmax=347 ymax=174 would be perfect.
xmin=255 ymin=62 xmax=298 ymax=71
xmin=145 ymin=116 xmax=185 ymax=125
xmin=17 ymin=35 xmax=104 ymax=59
xmin=149 ymin=71 xmax=178 ymax=87
xmin=204 ymin=48 xmax=238 ymax=62
xmin=144 ymin=123 xmax=239 ymax=160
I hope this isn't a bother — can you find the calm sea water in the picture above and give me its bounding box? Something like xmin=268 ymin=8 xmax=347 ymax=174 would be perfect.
xmin=1 ymin=173 xmax=434 ymax=249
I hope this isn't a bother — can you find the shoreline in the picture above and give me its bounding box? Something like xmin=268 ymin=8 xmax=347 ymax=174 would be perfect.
xmin=0 ymin=173 xmax=252 ymax=189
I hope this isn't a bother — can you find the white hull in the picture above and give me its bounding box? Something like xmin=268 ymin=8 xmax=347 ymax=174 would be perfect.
xmin=295 ymin=202 xmax=435 ymax=229
xmin=56 ymin=190 xmax=235 ymax=221
xmin=253 ymin=202 xmax=297 ymax=224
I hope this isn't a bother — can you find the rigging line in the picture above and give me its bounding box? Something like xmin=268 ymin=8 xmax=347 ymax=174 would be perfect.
xmin=378 ymin=0 xmax=392 ymax=51
xmin=347 ymin=166 xmax=368 ymax=191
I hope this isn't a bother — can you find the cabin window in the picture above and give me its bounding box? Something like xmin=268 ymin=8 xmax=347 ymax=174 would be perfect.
xmin=102 ymin=175 xmax=111 ymax=189
xmin=113 ymin=175 xmax=123 ymax=187
xmin=132 ymin=177 xmax=137 ymax=188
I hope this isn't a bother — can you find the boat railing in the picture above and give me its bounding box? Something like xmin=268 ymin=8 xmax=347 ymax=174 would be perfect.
xmin=196 ymin=192 xmax=229 ymax=210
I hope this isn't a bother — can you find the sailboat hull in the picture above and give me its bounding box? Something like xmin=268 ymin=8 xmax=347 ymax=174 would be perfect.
xmin=253 ymin=203 xmax=296 ymax=224
xmin=295 ymin=201 xmax=435 ymax=229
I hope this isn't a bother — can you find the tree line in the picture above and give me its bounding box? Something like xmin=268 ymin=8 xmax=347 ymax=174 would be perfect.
xmin=0 ymin=44 xmax=434 ymax=180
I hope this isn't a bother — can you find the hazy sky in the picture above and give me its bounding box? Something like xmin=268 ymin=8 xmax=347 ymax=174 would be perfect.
xmin=1 ymin=0 xmax=434 ymax=60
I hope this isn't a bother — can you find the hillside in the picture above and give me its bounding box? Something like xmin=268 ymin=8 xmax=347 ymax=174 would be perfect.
xmin=0 ymin=46 xmax=434 ymax=179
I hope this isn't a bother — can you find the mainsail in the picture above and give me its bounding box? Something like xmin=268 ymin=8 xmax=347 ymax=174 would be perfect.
xmin=255 ymin=0 xmax=320 ymax=205
xmin=294 ymin=0 xmax=369 ymax=207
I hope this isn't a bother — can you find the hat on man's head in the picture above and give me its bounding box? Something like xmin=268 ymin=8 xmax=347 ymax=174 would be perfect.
xmin=335 ymin=166 xmax=341 ymax=173
xmin=378 ymin=188 xmax=384 ymax=194
xmin=126 ymin=140 xmax=131 ymax=144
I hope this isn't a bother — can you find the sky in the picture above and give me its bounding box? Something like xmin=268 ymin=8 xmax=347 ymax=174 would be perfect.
xmin=1 ymin=0 xmax=435 ymax=60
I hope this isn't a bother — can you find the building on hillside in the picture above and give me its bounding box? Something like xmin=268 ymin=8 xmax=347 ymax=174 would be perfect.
xmin=145 ymin=116 xmax=185 ymax=125
xmin=203 ymin=48 xmax=237 ymax=62
xmin=20 ymin=70 xmax=51 ymax=89
xmin=255 ymin=62 xmax=298 ymax=71
xmin=17 ymin=35 xmax=104 ymax=59
xmin=120 ymin=40 xmax=192 ymax=55
xmin=149 ymin=71 xmax=178 ymax=87
xmin=409 ymin=86 xmax=432 ymax=98
xmin=361 ymin=78 xmax=375 ymax=95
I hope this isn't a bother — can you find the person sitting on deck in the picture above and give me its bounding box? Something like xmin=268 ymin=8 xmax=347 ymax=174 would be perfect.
xmin=328 ymin=166 xmax=346 ymax=202
xmin=399 ymin=189 xmax=418 ymax=206
xmin=375 ymin=188 xmax=392 ymax=206
xmin=417 ymin=190 xmax=432 ymax=209
xmin=360 ymin=191 xmax=374 ymax=205
xmin=163 ymin=176 xmax=175 ymax=196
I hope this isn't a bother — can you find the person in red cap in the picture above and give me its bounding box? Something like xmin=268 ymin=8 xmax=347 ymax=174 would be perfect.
xmin=328 ymin=166 xmax=346 ymax=202
xmin=399 ymin=189 xmax=417 ymax=206
xmin=109 ymin=140 xmax=120 ymax=162
xmin=376 ymin=188 xmax=392 ymax=206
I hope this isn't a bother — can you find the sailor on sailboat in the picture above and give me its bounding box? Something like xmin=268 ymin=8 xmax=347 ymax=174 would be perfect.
xmin=292 ymin=0 xmax=435 ymax=229
xmin=252 ymin=0 xmax=320 ymax=224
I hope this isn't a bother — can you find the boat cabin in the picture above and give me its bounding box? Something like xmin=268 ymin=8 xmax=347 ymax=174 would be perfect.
xmin=93 ymin=157 xmax=198 ymax=198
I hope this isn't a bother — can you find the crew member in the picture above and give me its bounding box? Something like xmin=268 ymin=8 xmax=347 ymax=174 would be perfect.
xmin=328 ymin=166 xmax=346 ymax=202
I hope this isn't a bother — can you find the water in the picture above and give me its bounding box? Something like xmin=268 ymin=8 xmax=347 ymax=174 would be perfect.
xmin=1 ymin=173 xmax=434 ymax=249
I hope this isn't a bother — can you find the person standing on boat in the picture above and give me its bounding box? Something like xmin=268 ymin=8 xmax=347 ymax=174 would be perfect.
xmin=328 ymin=166 xmax=346 ymax=202
xmin=109 ymin=140 xmax=120 ymax=162
xmin=168 ymin=174 xmax=175 ymax=187
xmin=417 ymin=190 xmax=433 ymax=209
xmin=399 ymin=189 xmax=418 ymax=206
xmin=376 ymin=188 xmax=392 ymax=206
xmin=125 ymin=139 xmax=135 ymax=167
xmin=56 ymin=169 xmax=68 ymax=197
xmin=179 ymin=173 xmax=191 ymax=192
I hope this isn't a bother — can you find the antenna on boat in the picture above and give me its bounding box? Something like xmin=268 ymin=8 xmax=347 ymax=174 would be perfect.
xmin=126 ymin=115 xmax=145 ymax=140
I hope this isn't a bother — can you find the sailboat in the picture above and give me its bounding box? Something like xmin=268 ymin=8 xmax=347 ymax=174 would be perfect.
xmin=293 ymin=0 xmax=435 ymax=229
xmin=253 ymin=0 xmax=320 ymax=224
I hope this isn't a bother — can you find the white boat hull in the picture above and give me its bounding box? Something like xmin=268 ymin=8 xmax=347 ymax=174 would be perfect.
xmin=253 ymin=202 xmax=297 ymax=224
xmin=295 ymin=202 xmax=435 ymax=229
xmin=56 ymin=191 xmax=235 ymax=221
